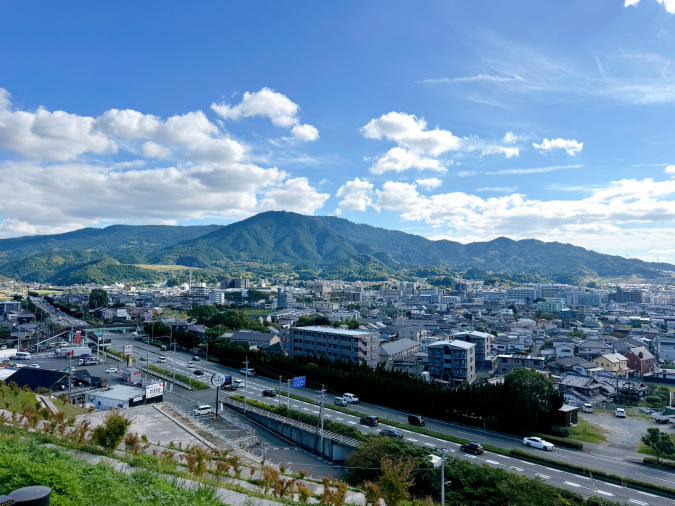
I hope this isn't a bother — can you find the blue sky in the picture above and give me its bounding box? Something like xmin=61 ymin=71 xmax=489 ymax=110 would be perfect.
xmin=2 ymin=0 xmax=675 ymax=261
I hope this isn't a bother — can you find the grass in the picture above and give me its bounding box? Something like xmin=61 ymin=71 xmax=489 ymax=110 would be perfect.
xmin=569 ymin=418 xmax=607 ymax=443
xmin=0 ymin=384 xmax=87 ymax=418
xmin=106 ymin=348 xmax=135 ymax=363
xmin=148 ymin=365 xmax=210 ymax=390
xmin=242 ymin=309 xmax=271 ymax=316
xmin=639 ymin=432 xmax=675 ymax=458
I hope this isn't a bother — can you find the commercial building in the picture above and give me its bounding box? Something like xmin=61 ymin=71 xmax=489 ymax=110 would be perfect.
xmin=222 ymin=278 xmax=250 ymax=289
xmin=86 ymin=383 xmax=164 ymax=410
xmin=505 ymin=287 xmax=540 ymax=303
xmin=289 ymin=326 xmax=380 ymax=367
xmin=610 ymin=288 xmax=645 ymax=304
xmin=428 ymin=340 xmax=477 ymax=385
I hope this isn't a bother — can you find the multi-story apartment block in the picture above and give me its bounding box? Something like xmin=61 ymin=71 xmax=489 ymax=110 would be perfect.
xmin=453 ymin=331 xmax=496 ymax=371
xmin=345 ymin=291 xmax=362 ymax=303
xmin=428 ymin=340 xmax=477 ymax=385
xmin=289 ymin=326 xmax=380 ymax=368
xmin=0 ymin=301 xmax=21 ymax=317
xmin=536 ymin=298 xmax=566 ymax=313
xmin=505 ymin=287 xmax=540 ymax=303
xmin=277 ymin=292 xmax=294 ymax=309
xmin=399 ymin=282 xmax=417 ymax=296
xmin=209 ymin=290 xmax=226 ymax=304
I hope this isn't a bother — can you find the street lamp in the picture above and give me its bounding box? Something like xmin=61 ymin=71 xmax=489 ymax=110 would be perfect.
xmin=439 ymin=448 xmax=454 ymax=506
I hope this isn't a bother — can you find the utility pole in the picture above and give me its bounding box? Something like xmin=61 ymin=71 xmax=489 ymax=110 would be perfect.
xmin=244 ymin=356 xmax=249 ymax=413
xmin=279 ymin=375 xmax=282 ymax=407
xmin=172 ymin=342 xmax=177 ymax=393
xmin=440 ymin=448 xmax=453 ymax=506
xmin=147 ymin=321 xmax=152 ymax=365
xmin=287 ymin=379 xmax=291 ymax=409
xmin=319 ymin=384 xmax=326 ymax=456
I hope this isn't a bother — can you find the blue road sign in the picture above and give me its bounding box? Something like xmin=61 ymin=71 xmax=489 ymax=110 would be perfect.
xmin=292 ymin=376 xmax=306 ymax=388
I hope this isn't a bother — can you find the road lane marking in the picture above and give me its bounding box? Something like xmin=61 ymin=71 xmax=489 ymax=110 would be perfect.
xmin=635 ymin=473 xmax=675 ymax=485
xmin=485 ymin=460 xmax=501 ymax=465
xmin=535 ymin=474 xmax=551 ymax=480
xmin=564 ymin=482 xmax=581 ymax=487
xmin=637 ymin=492 xmax=657 ymax=497
xmin=628 ymin=500 xmax=648 ymax=506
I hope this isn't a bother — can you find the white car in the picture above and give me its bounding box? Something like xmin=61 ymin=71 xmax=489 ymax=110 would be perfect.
xmin=233 ymin=379 xmax=244 ymax=386
xmin=522 ymin=436 xmax=555 ymax=451
xmin=106 ymin=367 xmax=118 ymax=373
xmin=187 ymin=362 xmax=195 ymax=368
xmin=29 ymin=364 xmax=40 ymax=369
xmin=343 ymin=393 xmax=360 ymax=404
xmin=615 ymin=408 xmax=627 ymax=418
xmin=193 ymin=405 xmax=212 ymax=416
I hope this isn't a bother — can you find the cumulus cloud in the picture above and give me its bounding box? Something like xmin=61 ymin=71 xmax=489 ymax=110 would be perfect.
xmin=0 ymin=88 xmax=328 ymax=237
xmin=415 ymin=178 xmax=443 ymax=190
xmin=369 ymin=147 xmax=445 ymax=174
xmin=532 ymin=138 xmax=583 ymax=155
xmin=625 ymin=0 xmax=675 ymax=13
xmin=211 ymin=87 xmax=319 ymax=141
xmin=480 ymin=146 xmax=519 ymax=158
xmin=666 ymin=165 xmax=675 ymax=174
xmin=336 ymin=178 xmax=374 ymax=211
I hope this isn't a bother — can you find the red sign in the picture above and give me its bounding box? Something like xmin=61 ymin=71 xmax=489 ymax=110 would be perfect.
xmin=75 ymin=331 xmax=81 ymax=345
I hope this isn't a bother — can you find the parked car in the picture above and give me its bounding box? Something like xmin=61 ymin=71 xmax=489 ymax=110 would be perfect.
xmin=616 ymin=408 xmax=627 ymax=418
xmin=262 ymin=389 xmax=276 ymax=397
xmin=344 ymin=393 xmax=359 ymax=403
xmin=582 ymin=403 xmax=593 ymax=413
xmin=460 ymin=442 xmax=484 ymax=454
xmin=360 ymin=416 xmax=379 ymax=427
xmin=194 ymin=369 xmax=204 ymax=376
xmin=522 ymin=436 xmax=555 ymax=451
xmin=187 ymin=362 xmax=195 ymax=368
xmin=334 ymin=396 xmax=348 ymax=406
xmin=193 ymin=405 xmax=212 ymax=416
xmin=408 ymin=414 xmax=425 ymax=426
xmin=29 ymin=364 xmax=40 ymax=369
xmin=221 ymin=384 xmax=238 ymax=391
xmin=379 ymin=428 xmax=403 ymax=438
xmin=106 ymin=367 xmax=118 ymax=373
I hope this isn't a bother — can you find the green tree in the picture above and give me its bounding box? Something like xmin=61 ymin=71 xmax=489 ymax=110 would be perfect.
xmin=642 ymin=427 xmax=675 ymax=464
xmin=296 ymin=315 xmax=331 ymax=327
xmin=378 ymin=457 xmax=416 ymax=506
xmin=88 ymin=288 xmax=109 ymax=309
xmin=187 ymin=304 xmax=219 ymax=324
xmin=92 ymin=410 xmax=133 ymax=451
xmin=504 ymin=368 xmax=562 ymax=429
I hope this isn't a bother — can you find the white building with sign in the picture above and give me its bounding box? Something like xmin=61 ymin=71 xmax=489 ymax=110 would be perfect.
xmin=86 ymin=383 xmax=164 ymax=410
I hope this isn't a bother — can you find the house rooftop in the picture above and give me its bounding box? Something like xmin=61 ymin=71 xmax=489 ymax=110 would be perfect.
xmin=293 ymin=326 xmax=378 ymax=336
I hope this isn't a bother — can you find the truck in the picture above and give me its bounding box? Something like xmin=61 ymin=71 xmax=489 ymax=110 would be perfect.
xmin=55 ymin=347 xmax=91 ymax=358
xmin=78 ymin=356 xmax=98 ymax=366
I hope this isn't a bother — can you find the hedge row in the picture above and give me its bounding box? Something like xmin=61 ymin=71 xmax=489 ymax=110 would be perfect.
xmin=147 ymin=365 xmax=209 ymax=390
xmin=527 ymin=432 xmax=584 ymax=450
xmin=511 ymin=449 xmax=675 ymax=498
xmin=643 ymin=457 xmax=675 ymax=471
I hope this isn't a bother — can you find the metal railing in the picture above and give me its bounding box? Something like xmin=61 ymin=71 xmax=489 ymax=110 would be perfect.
xmin=224 ymin=398 xmax=361 ymax=448
xmin=164 ymin=402 xmax=260 ymax=457
xmin=218 ymin=409 xmax=256 ymax=435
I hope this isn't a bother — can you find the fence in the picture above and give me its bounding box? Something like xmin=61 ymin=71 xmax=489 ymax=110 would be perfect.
xmin=224 ymin=398 xmax=361 ymax=448
xmin=164 ymin=402 xmax=260 ymax=455
xmin=218 ymin=409 xmax=256 ymax=435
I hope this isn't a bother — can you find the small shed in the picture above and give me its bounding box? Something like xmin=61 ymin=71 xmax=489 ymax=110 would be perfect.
xmin=559 ymin=404 xmax=579 ymax=427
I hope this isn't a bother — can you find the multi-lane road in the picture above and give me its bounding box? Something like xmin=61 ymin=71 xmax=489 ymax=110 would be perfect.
xmin=104 ymin=334 xmax=675 ymax=506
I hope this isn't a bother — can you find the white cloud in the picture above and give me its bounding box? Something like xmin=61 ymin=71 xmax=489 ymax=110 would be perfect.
xmin=415 ymin=178 xmax=443 ymax=190
xmin=141 ymin=141 xmax=171 ymax=159
xmin=0 ymin=88 xmax=116 ymax=161
xmin=417 ymin=75 xmax=522 ymax=84
xmin=476 ymin=186 xmax=517 ymax=193
xmin=487 ymin=164 xmax=582 ymax=175
xmin=290 ymin=124 xmax=319 ymax=141
xmin=369 ymin=147 xmax=446 ymax=174
xmin=480 ymin=146 xmax=519 ymax=158
xmin=666 ymin=165 xmax=675 ymax=174
xmin=257 ymin=177 xmax=329 ymax=214
xmin=457 ymin=170 xmax=477 ymax=177
xmin=625 ymin=0 xmax=675 ymax=13
xmin=336 ymin=178 xmax=374 ymax=211
xmin=533 ymin=138 xmax=583 ymax=155
xmin=211 ymin=87 xmax=319 ymax=141
xmin=361 ymin=112 xmax=462 ymax=156
xmin=502 ymin=132 xmax=518 ymax=144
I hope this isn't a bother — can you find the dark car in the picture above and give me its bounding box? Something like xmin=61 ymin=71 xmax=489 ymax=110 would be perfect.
xmin=193 ymin=356 xmax=201 ymax=361
xmin=460 ymin=442 xmax=484 ymax=455
xmin=221 ymin=384 xmax=238 ymax=391
xmin=262 ymin=389 xmax=277 ymax=397
xmin=408 ymin=414 xmax=425 ymax=427
xmin=379 ymin=428 xmax=403 ymax=438
xmin=193 ymin=369 xmax=204 ymax=375
xmin=360 ymin=416 xmax=379 ymax=427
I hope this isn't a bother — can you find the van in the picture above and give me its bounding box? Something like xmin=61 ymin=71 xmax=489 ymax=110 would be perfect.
xmin=157 ymin=356 xmax=167 ymax=363
xmin=240 ymin=368 xmax=256 ymax=376
xmin=343 ymin=393 xmax=359 ymax=404
xmin=193 ymin=405 xmax=212 ymax=416
xmin=582 ymin=403 xmax=593 ymax=413
xmin=408 ymin=414 xmax=425 ymax=426
xmin=160 ymin=345 xmax=167 ymax=351
xmin=334 ymin=397 xmax=348 ymax=406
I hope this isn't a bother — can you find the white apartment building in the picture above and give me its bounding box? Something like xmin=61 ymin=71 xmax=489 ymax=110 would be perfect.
xmin=209 ymin=290 xmax=226 ymax=304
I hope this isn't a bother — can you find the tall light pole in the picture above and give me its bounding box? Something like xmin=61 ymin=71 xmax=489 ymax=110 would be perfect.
xmin=244 ymin=356 xmax=249 ymax=413
xmin=318 ymin=384 xmax=326 ymax=457
xmin=278 ymin=375 xmax=282 ymax=407
xmin=172 ymin=342 xmax=177 ymax=393
xmin=439 ymin=448 xmax=454 ymax=506
xmin=287 ymin=379 xmax=291 ymax=409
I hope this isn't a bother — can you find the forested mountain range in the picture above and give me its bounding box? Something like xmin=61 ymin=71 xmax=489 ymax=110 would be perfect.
xmin=0 ymin=211 xmax=671 ymax=285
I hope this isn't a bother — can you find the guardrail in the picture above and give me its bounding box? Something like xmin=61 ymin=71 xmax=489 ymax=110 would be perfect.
xmin=164 ymin=402 xmax=260 ymax=458
xmin=218 ymin=409 xmax=256 ymax=435
xmin=224 ymin=398 xmax=361 ymax=448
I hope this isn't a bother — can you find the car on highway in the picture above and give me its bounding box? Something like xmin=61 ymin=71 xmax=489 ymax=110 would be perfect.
xmin=344 ymin=393 xmax=359 ymax=404
xmin=139 ymin=356 xmax=147 ymax=361
xmin=105 ymin=367 xmax=118 ymax=373
xmin=220 ymin=384 xmax=238 ymax=391
xmin=360 ymin=415 xmax=379 ymax=427
xmin=187 ymin=362 xmax=195 ymax=368
xmin=334 ymin=396 xmax=348 ymax=406
xmin=192 ymin=356 xmax=201 ymax=361
xmin=193 ymin=369 xmax=204 ymax=375
xmin=379 ymin=428 xmax=403 ymax=438
xmin=408 ymin=414 xmax=425 ymax=426
xmin=522 ymin=436 xmax=554 ymax=451
xmin=616 ymin=407 xmax=627 ymax=418
xmin=262 ymin=389 xmax=276 ymax=397
xmin=29 ymin=364 xmax=40 ymax=369
xmin=233 ymin=379 xmax=244 ymax=387
xmin=157 ymin=357 xmax=167 ymax=363
xmin=460 ymin=442 xmax=484 ymax=455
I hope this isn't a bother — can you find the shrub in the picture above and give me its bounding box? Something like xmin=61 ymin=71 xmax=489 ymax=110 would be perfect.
xmin=647 ymin=395 xmax=663 ymax=404
xmin=91 ymin=411 xmax=133 ymax=451
xmin=547 ymin=425 xmax=570 ymax=438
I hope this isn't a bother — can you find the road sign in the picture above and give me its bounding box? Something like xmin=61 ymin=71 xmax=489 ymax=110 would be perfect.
xmin=75 ymin=331 xmax=81 ymax=345
xmin=211 ymin=373 xmax=226 ymax=387
xmin=292 ymin=376 xmax=306 ymax=388
xmin=123 ymin=344 xmax=133 ymax=355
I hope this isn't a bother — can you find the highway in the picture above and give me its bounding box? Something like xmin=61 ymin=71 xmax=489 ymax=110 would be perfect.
xmin=30 ymin=296 xmax=87 ymax=328
xmin=106 ymin=334 xmax=675 ymax=506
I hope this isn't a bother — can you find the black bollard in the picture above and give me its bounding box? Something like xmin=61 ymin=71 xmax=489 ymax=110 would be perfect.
xmin=8 ymin=487 xmax=50 ymax=506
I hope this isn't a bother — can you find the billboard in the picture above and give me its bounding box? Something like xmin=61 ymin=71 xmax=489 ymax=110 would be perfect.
xmin=146 ymin=383 xmax=163 ymax=399
xmin=123 ymin=344 xmax=133 ymax=355
xmin=292 ymin=376 xmax=306 ymax=388
xmin=75 ymin=331 xmax=81 ymax=345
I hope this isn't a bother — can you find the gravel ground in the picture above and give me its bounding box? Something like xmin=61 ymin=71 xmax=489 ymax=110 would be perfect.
xmin=582 ymin=412 xmax=660 ymax=449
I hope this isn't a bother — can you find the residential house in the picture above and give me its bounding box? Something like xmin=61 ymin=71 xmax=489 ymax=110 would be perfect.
xmin=624 ymin=347 xmax=656 ymax=376
xmin=547 ymin=356 xmax=597 ymax=374
xmin=379 ymin=338 xmax=421 ymax=364
xmin=552 ymin=342 xmax=575 ymax=358
xmin=229 ymin=330 xmax=281 ymax=350
xmin=496 ymin=354 xmax=545 ymax=374
xmin=593 ymin=353 xmax=631 ymax=377
xmin=576 ymin=341 xmax=612 ymax=361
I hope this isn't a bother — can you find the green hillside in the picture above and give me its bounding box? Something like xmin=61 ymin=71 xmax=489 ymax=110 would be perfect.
xmin=0 ymin=211 xmax=672 ymax=283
